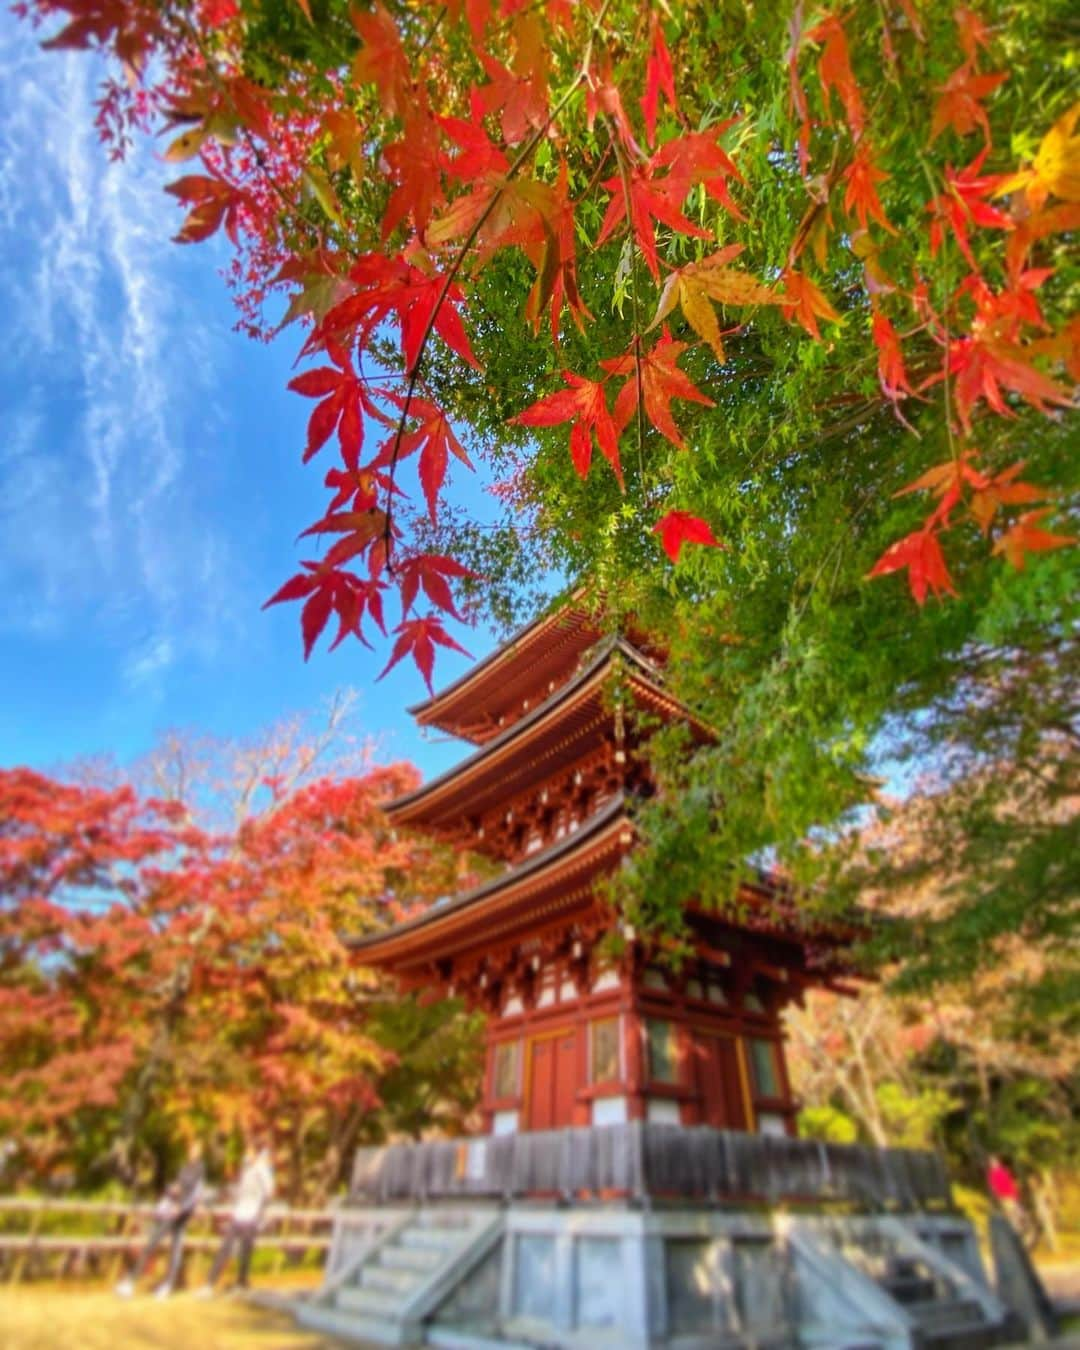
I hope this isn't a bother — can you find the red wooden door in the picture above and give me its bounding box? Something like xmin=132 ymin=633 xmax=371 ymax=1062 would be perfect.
xmin=526 ymin=1029 xmax=577 ymax=1131
xmin=698 ymin=1034 xmax=750 ymax=1131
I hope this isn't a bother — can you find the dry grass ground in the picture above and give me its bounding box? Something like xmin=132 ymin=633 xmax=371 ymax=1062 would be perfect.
xmin=0 ymin=1284 xmax=352 ymax=1350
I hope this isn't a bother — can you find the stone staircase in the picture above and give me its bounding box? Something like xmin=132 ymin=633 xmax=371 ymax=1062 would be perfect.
xmin=876 ymin=1256 xmax=1001 ymax=1348
xmin=792 ymin=1215 xmax=1008 ymax=1350
xmin=283 ymin=1204 xmax=1011 ymax=1349
xmin=296 ymin=1205 xmax=502 ymax=1346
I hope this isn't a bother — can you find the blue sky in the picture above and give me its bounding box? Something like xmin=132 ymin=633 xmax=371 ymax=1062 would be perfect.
xmin=0 ymin=21 xmax=507 ymax=783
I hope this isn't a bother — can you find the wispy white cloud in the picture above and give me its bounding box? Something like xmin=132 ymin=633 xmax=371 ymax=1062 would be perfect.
xmin=0 ymin=32 xmax=244 ymax=688
xmin=123 ymin=634 xmax=176 ymax=689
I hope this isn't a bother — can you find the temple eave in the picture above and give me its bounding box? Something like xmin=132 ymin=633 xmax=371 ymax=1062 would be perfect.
xmin=348 ymin=798 xmax=633 ymax=973
xmin=385 ymin=643 xmax=708 ymax=835
xmin=406 ymin=595 xmax=600 ymax=743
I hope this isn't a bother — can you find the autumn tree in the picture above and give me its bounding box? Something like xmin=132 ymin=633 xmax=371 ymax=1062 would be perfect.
xmin=0 ymin=769 xmax=202 ymax=1180
xmin=17 ymin=0 xmax=1078 ymax=991
xmin=0 ymin=758 xmax=481 ymax=1200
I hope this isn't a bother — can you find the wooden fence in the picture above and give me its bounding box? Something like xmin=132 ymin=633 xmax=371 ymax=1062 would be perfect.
xmin=351 ymin=1123 xmax=954 ymax=1211
xmin=0 ymin=1196 xmax=334 ymax=1285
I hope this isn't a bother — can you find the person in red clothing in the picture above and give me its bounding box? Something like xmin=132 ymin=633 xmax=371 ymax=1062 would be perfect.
xmin=987 ymin=1155 xmax=1020 ymax=1203
xmin=987 ymin=1154 xmax=1031 ymax=1240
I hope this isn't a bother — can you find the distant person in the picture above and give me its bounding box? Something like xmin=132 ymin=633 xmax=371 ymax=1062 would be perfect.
xmin=987 ymin=1154 xmax=1028 ymax=1234
xmin=116 ymin=1141 xmax=205 ymax=1298
xmin=198 ymin=1137 xmax=275 ymax=1294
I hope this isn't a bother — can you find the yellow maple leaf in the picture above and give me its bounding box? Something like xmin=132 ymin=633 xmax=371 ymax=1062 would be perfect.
xmin=651 ymin=246 xmax=775 ymax=363
xmin=997 ymin=102 xmax=1080 ymax=209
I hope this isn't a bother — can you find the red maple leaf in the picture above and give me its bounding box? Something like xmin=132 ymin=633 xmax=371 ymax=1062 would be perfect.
xmin=512 ymin=371 xmax=622 ymax=485
xmin=947 ymin=334 xmax=1075 ymax=432
xmin=649 ymin=123 xmax=745 ymax=221
xmin=323 ymin=465 xmax=400 ymax=514
xmin=585 ymin=55 xmax=640 ymax=156
xmin=640 ymin=14 xmax=677 ymax=148
xmin=476 ymin=16 xmax=549 ymax=147
xmin=287 ymin=341 xmax=392 ymax=469
xmin=165 ymin=172 xmax=249 ymax=245
xmin=378 ymin=616 xmax=472 ymax=693
xmin=381 ymin=104 xmax=446 ymax=240
xmin=927 ymin=152 xmax=1012 ymax=271
xmin=954 ymin=5 xmax=992 ymax=63
xmin=595 ymin=157 xmax=711 ymax=282
xmin=318 ymin=251 xmax=481 ymax=377
xmin=602 ymin=329 xmax=714 ymax=450
xmin=372 ymin=398 xmax=473 ymax=523
xmin=522 ymin=160 xmax=591 ymax=344
xmin=868 ymin=526 xmax=957 ymax=605
xmin=653 ymin=511 xmax=723 ymax=563
xmin=394 ymin=553 xmax=478 ymax=621
xmin=263 ymin=562 xmax=386 ymax=658
xmin=297 ymin=505 xmax=389 ymax=569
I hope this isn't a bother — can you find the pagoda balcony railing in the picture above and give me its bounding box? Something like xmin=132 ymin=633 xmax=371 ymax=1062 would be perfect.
xmin=350 ymin=1123 xmax=952 ymax=1212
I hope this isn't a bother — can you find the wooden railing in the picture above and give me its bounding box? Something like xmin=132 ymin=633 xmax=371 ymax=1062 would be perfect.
xmin=350 ymin=1124 xmax=953 ymax=1211
xmin=0 ymin=1197 xmax=334 ymax=1285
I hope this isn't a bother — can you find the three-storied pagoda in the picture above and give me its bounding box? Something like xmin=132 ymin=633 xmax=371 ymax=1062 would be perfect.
xmin=311 ymin=604 xmax=1009 ymax=1349
xmin=352 ymin=600 xmax=848 ymax=1138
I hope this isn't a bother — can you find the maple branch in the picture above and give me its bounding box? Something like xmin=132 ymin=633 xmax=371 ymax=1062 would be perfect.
xmin=609 ymin=128 xmax=648 ymax=490
xmin=378 ymin=0 xmax=617 ymax=565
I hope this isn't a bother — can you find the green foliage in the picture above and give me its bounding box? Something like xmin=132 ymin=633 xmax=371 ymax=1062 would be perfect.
xmin=797 ymin=1104 xmax=858 ymax=1145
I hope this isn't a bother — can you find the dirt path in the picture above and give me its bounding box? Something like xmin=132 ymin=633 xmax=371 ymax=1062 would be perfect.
xmin=0 ymin=1287 xmax=350 ymax=1350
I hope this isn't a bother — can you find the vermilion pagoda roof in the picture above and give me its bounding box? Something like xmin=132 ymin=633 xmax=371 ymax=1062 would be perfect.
xmin=349 ymin=795 xmax=633 ymax=975
xmin=353 ymin=792 xmax=851 ymax=979
xmin=406 ymin=598 xmax=604 ymax=744
xmin=385 ymin=636 xmax=709 ymax=835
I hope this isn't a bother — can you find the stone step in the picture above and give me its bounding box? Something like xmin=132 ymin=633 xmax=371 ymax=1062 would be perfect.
xmin=399 ymin=1225 xmax=461 ymax=1251
xmin=880 ymin=1272 xmax=941 ymax=1304
xmin=413 ymin=1209 xmax=478 ymax=1230
xmin=296 ymin=1299 xmax=407 ymax=1347
xmin=426 ymin=1328 xmax=533 ymax=1350
xmin=335 ymin=1284 xmax=409 ymax=1320
xmin=907 ymin=1296 xmax=989 ymax=1331
xmin=380 ymin=1240 xmax=446 ymax=1271
xmin=362 ymin=1262 xmax=425 ymax=1296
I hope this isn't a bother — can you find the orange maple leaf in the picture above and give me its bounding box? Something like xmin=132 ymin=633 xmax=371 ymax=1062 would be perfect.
xmin=931 ymin=67 xmax=1007 ymax=143
xmin=992 ymin=508 xmax=1076 ymax=569
xmin=969 ymin=462 xmax=1047 ymax=534
xmin=779 ymin=267 xmax=841 ymax=341
xmin=808 ymin=14 xmax=864 ymax=138
xmin=871 ymin=312 xmax=916 ymax=411
xmin=351 ymin=3 xmax=410 ymax=119
xmin=602 ymin=329 xmax=714 ymax=450
xmin=842 ymin=146 xmax=896 ymax=234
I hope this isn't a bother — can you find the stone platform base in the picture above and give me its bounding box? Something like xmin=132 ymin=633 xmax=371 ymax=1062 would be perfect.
xmin=294 ymin=1203 xmax=1010 ymax=1349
